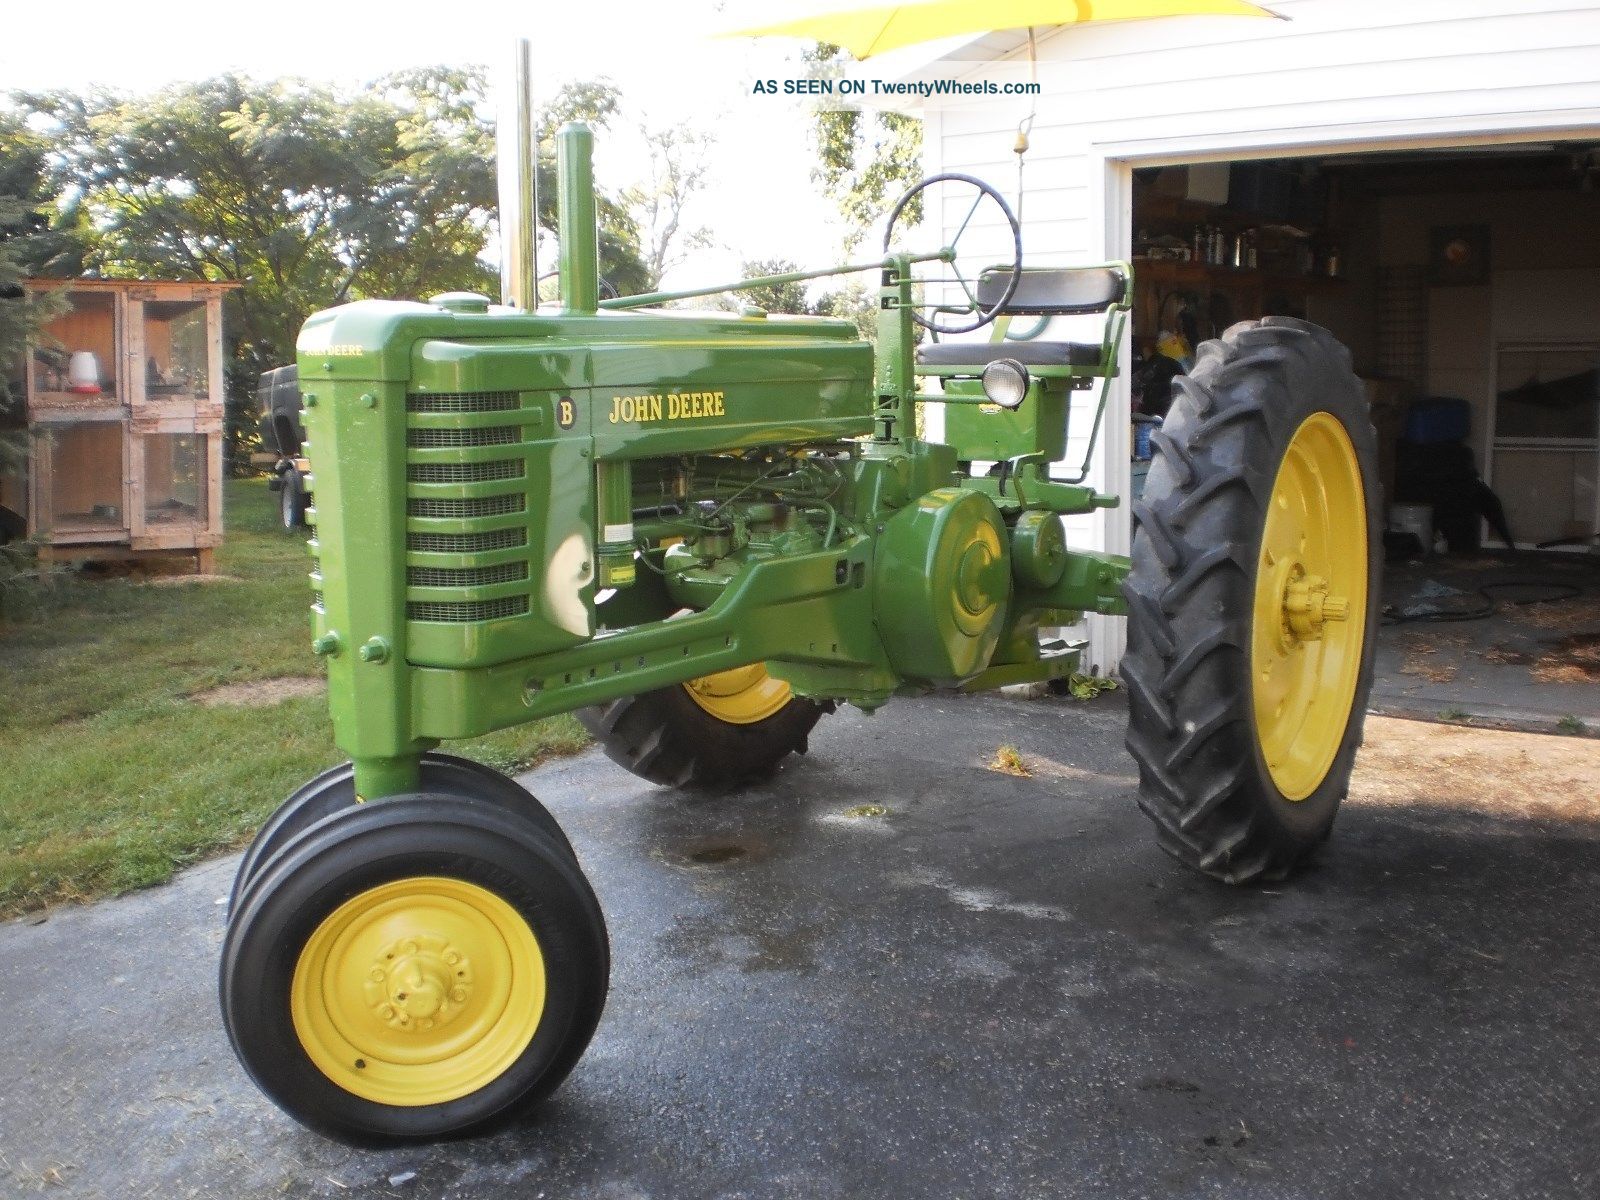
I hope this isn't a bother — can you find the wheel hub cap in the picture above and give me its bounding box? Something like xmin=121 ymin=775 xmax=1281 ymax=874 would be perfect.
xmin=365 ymin=934 xmax=473 ymax=1031
xmin=1281 ymin=570 xmax=1350 ymax=645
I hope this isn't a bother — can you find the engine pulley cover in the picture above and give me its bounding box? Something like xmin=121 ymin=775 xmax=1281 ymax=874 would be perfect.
xmin=873 ymin=487 xmax=1011 ymax=685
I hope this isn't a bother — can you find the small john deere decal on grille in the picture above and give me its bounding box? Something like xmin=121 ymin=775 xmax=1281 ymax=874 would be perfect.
xmin=556 ymin=396 xmax=577 ymax=429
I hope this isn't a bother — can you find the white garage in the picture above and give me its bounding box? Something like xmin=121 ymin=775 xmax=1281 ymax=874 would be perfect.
xmin=898 ymin=0 xmax=1600 ymax=673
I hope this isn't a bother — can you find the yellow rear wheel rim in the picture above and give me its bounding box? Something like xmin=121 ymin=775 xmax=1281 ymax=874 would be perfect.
xmin=1250 ymin=412 xmax=1368 ymax=801
xmin=683 ymin=662 xmax=793 ymax=725
xmin=291 ymin=876 xmax=545 ymax=1107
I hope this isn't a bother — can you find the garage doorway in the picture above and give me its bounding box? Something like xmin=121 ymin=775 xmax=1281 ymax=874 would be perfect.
xmin=1122 ymin=139 xmax=1600 ymax=735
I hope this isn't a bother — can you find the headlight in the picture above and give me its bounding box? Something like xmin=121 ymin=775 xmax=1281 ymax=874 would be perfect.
xmin=980 ymin=358 xmax=1030 ymax=410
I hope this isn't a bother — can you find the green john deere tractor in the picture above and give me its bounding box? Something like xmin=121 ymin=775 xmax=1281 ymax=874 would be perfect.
xmin=220 ymin=123 xmax=1380 ymax=1144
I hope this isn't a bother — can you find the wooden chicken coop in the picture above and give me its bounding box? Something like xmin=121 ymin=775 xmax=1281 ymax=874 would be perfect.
xmin=1 ymin=279 xmax=235 ymax=572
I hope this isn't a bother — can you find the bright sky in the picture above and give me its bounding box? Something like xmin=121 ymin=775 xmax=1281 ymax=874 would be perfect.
xmin=0 ymin=0 xmax=960 ymax=292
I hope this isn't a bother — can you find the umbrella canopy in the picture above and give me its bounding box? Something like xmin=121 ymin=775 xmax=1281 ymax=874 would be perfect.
xmin=727 ymin=0 xmax=1278 ymax=60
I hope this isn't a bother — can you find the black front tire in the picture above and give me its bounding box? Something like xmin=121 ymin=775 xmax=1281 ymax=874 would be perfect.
xmin=1122 ymin=317 xmax=1382 ymax=884
xmin=228 ymin=753 xmax=576 ymax=913
xmin=221 ymin=795 xmax=608 ymax=1145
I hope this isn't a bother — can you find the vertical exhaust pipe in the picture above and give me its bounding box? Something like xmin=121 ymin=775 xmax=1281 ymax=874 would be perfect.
xmin=496 ymin=38 xmax=538 ymax=311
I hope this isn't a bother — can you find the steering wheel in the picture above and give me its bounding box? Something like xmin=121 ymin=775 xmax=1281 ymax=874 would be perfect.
xmin=883 ymin=173 xmax=1022 ymax=336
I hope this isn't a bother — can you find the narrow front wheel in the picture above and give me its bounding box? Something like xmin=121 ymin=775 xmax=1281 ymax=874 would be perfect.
xmin=228 ymin=753 xmax=576 ymax=913
xmin=221 ymin=795 xmax=608 ymax=1144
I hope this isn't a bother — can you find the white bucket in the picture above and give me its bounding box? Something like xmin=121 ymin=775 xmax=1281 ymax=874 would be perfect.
xmin=1390 ymin=503 xmax=1433 ymax=555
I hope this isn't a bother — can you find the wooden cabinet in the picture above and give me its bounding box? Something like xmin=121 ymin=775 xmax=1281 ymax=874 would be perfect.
xmin=9 ymin=279 xmax=235 ymax=570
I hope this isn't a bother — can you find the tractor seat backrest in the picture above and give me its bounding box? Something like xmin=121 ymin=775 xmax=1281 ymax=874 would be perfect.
xmin=977 ymin=265 xmax=1127 ymax=316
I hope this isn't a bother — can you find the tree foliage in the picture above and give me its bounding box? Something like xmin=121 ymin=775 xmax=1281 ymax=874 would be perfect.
xmin=1 ymin=108 xmax=70 ymax=463
xmin=0 ymin=201 xmax=50 ymax=426
xmin=0 ymin=110 xmax=85 ymax=280
xmin=0 ymin=203 xmax=49 ymax=482
xmin=1 ymin=114 xmax=69 ymax=581
xmin=9 ymin=71 xmax=652 ymax=467
xmin=812 ymin=279 xmax=877 ymax=341
xmin=714 ymin=259 xmax=812 ymax=315
xmin=623 ymin=123 xmax=715 ymax=291
xmin=534 ymin=81 xmax=649 ymax=300
xmin=804 ymin=43 xmax=923 ymax=250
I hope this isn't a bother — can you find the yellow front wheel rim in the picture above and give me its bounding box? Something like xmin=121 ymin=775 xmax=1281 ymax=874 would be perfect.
xmin=683 ymin=662 xmax=793 ymax=725
xmin=1250 ymin=412 xmax=1368 ymax=801
xmin=291 ymin=876 xmax=545 ymax=1107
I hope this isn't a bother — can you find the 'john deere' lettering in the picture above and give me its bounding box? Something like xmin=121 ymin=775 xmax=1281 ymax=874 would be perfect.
xmin=608 ymin=390 xmax=726 ymax=423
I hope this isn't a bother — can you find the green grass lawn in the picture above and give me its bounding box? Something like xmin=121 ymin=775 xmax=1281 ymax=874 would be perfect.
xmin=0 ymin=480 xmax=589 ymax=915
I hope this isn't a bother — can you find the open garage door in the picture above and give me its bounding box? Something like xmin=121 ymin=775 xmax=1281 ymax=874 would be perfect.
xmin=1127 ymin=141 xmax=1600 ymax=737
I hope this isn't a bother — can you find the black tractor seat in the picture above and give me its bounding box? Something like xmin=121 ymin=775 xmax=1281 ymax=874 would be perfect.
xmin=917 ymin=339 xmax=1103 ymax=369
xmin=914 ymin=264 xmax=1129 ymax=377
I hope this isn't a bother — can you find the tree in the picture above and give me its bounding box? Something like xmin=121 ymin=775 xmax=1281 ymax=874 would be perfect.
xmin=317 ymin=66 xmax=502 ymax=303
xmin=0 ymin=109 xmax=85 ymax=279
xmin=534 ymin=81 xmax=650 ymax=300
xmin=804 ymin=43 xmax=923 ymax=250
xmin=0 ymin=199 xmax=53 ymax=477
xmin=24 ymin=75 xmax=497 ymax=364
xmin=1 ymin=115 xmax=68 ymax=581
xmin=13 ymin=72 xmax=651 ymax=467
xmin=716 ymin=258 xmax=813 ymax=315
xmin=707 ymin=261 xmax=879 ymax=339
xmin=813 ymin=279 xmax=877 ymax=341
xmin=623 ymin=123 xmax=715 ymax=290
xmin=17 ymin=75 xmax=481 ymax=465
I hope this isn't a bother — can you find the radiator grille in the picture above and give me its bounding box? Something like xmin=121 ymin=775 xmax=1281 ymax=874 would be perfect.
xmin=407 ymin=459 xmax=524 ymax=484
xmin=403 ymin=389 xmax=536 ymax=629
xmin=407 ymin=528 xmax=527 ymax=554
xmin=407 ymin=494 xmax=525 ymax=519
xmin=407 ymin=596 xmax=531 ymax=623
xmin=407 ymin=426 xmax=520 ymax=448
xmin=406 ymin=391 xmax=519 ymax=414
xmin=408 ymin=562 xmax=529 ymax=589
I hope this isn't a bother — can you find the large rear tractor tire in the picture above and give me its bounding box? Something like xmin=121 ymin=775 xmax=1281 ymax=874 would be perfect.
xmin=578 ymin=662 xmax=824 ymax=789
xmin=1123 ymin=317 xmax=1382 ymax=884
xmin=221 ymin=795 xmax=608 ymax=1145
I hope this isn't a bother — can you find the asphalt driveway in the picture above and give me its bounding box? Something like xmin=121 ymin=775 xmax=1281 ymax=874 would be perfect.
xmin=2 ymin=693 xmax=1597 ymax=1199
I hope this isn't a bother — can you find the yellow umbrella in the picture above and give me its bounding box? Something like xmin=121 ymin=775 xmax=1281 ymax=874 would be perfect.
xmin=728 ymin=0 xmax=1278 ymax=60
